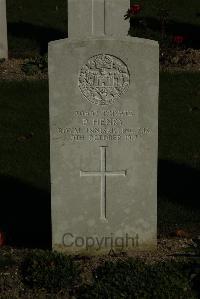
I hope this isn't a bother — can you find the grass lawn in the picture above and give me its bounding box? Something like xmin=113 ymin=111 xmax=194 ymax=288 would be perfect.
xmin=158 ymin=72 xmax=200 ymax=235
xmin=1 ymin=2 xmax=199 ymax=296
xmin=7 ymin=0 xmax=67 ymax=57
xmin=159 ymin=72 xmax=200 ymax=167
xmin=0 ymin=80 xmax=51 ymax=248
xmin=6 ymin=0 xmax=200 ymax=57
xmin=0 ymin=72 xmax=200 ymax=247
xmin=130 ymin=0 xmax=200 ymax=26
xmin=0 ymin=80 xmax=50 ymax=191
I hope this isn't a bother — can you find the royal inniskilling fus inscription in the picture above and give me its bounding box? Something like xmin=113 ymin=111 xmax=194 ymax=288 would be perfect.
xmin=78 ymin=54 xmax=130 ymax=105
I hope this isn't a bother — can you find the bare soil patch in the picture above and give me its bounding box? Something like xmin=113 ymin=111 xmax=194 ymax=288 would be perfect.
xmin=160 ymin=49 xmax=200 ymax=72
xmin=0 ymin=59 xmax=47 ymax=81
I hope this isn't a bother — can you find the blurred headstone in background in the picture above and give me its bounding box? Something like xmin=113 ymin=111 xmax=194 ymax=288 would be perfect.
xmin=0 ymin=0 xmax=8 ymax=59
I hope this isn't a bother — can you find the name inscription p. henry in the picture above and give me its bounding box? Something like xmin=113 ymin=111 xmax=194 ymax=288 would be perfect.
xmin=58 ymin=109 xmax=151 ymax=142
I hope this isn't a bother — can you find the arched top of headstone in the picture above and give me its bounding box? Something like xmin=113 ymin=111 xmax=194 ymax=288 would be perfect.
xmin=68 ymin=0 xmax=130 ymax=39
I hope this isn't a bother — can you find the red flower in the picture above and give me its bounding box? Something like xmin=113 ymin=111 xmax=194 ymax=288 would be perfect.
xmin=130 ymin=4 xmax=141 ymax=15
xmin=173 ymin=35 xmax=185 ymax=44
xmin=0 ymin=230 xmax=5 ymax=247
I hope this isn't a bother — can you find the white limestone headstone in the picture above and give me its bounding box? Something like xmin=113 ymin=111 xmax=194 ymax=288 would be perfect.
xmin=0 ymin=0 xmax=8 ymax=59
xmin=49 ymin=0 xmax=159 ymax=254
xmin=68 ymin=0 xmax=129 ymax=38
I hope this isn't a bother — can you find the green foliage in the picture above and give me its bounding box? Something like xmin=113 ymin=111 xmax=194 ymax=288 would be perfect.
xmin=78 ymin=258 xmax=195 ymax=299
xmin=21 ymin=55 xmax=48 ymax=75
xmin=20 ymin=250 xmax=80 ymax=292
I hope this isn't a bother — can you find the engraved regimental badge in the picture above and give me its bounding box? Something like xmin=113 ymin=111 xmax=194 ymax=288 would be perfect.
xmin=78 ymin=54 xmax=130 ymax=106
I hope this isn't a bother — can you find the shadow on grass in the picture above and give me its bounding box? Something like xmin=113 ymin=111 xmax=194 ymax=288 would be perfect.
xmin=0 ymin=175 xmax=51 ymax=249
xmin=8 ymin=17 xmax=200 ymax=57
xmin=130 ymin=17 xmax=200 ymax=48
xmin=0 ymin=160 xmax=199 ymax=248
xmin=158 ymin=160 xmax=200 ymax=209
xmin=8 ymin=22 xmax=67 ymax=56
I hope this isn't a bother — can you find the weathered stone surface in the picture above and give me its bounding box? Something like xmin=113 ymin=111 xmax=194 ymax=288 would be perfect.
xmin=0 ymin=0 xmax=8 ymax=59
xmin=68 ymin=0 xmax=130 ymax=38
xmin=49 ymin=37 xmax=159 ymax=254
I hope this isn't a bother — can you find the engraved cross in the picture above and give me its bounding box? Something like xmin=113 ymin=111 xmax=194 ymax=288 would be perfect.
xmin=80 ymin=146 xmax=127 ymax=221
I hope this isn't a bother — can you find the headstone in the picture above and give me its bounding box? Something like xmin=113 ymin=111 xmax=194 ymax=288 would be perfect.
xmin=68 ymin=0 xmax=129 ymax=38
xmin=0 ymin=0 xmax=8 ymax=59
xmin=49 ymin=0 xmax=159 ymax=254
